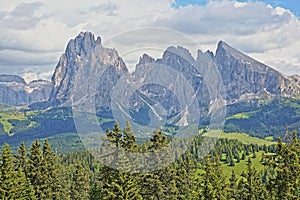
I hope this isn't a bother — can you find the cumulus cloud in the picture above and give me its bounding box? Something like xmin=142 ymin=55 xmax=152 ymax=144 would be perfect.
xmin=0 ymin=2 xmax=46 ymax=30
xmin=0 ymin=0 xmax=299 ymax=80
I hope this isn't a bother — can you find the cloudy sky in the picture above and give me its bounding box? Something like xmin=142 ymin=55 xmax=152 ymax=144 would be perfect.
xmin=0 ymin=0 xmax=299 ymax=82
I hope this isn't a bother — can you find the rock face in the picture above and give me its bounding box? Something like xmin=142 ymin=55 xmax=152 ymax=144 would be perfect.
xmin=0 ymin=75 xmax=51 ymax=106
xmin=127 ymin=47 xmax=210 ymax=125
xmin=49 ymin=32 xmax=128 ymax=116
xmin=213 ymin=41 xmax=300 ymax=102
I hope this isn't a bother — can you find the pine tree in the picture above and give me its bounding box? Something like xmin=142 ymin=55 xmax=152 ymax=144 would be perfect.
xmin=229 ymin=152 xmax=235 ymax=166
xmin=241 ymin=152 xmax=246 ymax=160
xmin=0 ymin=143 xmax=17 ymax=199
xmin=42 ymin=140 xmax=64 ymax=199
xmin=139 ymin=172 xmax=164 ymax=200
xmin=27 ymin=139 xmax=47 ymax=199
xmin=240 ymin=161 xmax=268 ymax=200
xmin=148 ymin=129 xmax=169 ymax=170
xmin=13 ymin=167 xmax=36 ymax=200
xmin=70 ymin=162 xmax=90 ymax=200
xmin=16 ymin=142 xmax=27 ymax=171
xmin=0 ymin=143 xmax=35 ymax=200
xmin=108 ymin=122 xmax=123 ymax=148
xmin=266 ymin=132 xmax=300 ymax=200
xmin=97 ymin=121 xmax=142 ymax=200
xmin=197 ymin=156 xmax=227 ymax=199
xmin=122 ymin=120 xmax=136 ymax=150
xmin=227 ymin=170 xmax=238 ymax=200
xmin=175 ymin=154 xmax=195 ymax=199
xmin=160 ymin=165 xmax=179 ymax=200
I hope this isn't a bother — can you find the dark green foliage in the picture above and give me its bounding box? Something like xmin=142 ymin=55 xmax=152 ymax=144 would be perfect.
xmin=70 ymin=162 xmax=90 ymax=200
xmin=227 ymin=170 xmax=238 ymax=200
xmin=0 ymin=143 xmax=36 ymax=200
xmin=122 ymin=120 xmax=136 ymax=150
xmin=239 ymin=161 xmax=268 ymax=199
xmin=27 ymin=140 xmax=46 ymax=199
xmin=8 ymin=119 xmax=31 ymax=134
xmin=225 ymin=98 xmax=300 ymax=138
xmin=265 ymin=131 xmax=300 ymax=200
xmin=0 ymin=121 xmax=299 ymax=200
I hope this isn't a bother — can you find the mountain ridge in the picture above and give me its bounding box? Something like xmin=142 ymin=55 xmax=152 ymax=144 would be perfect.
xmin=0 ymin=31 xmax=300 ymax=143
xmin=0 ymin=74 xmax=51 ymax=106
xmin=1 ymin=31 xmax=300 ymax=110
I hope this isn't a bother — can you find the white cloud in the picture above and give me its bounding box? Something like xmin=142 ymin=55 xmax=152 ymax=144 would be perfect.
xmin=88 ymin=2 xmax=119 ymax=16
xmin=0 ymin=2 xmax=46 ymax=30
xmin=0 ymin=0 xmax=299 ymax=80
xmin=22 ymin=71 xmax=53 ymax=83
xmin=265 ymin=60 xmax=300 ymax=76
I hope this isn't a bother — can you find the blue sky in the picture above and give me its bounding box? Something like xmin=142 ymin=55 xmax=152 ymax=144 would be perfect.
xmin=173 ymin=0 xmax=300 ymax=16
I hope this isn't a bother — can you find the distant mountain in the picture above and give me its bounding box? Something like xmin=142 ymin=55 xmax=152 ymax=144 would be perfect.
xmin=1 ymin=31 xmax=300 ymax=145
xmin=0 ymin=75 xmax=51 ymax=106
xmin=37 ymin=31 xmax=300 ymax=123
xmin=0 ymin=75 xmax=26 ymax=84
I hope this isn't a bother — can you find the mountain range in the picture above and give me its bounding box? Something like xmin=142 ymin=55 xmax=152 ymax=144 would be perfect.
xmin=2 ymin=32 xmax=299 ymax=108
xmin=0 ymin=31 xmax=300 ymax=146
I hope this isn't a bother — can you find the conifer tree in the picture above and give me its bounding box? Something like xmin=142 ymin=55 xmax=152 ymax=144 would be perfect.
xmin=240 ymin=160 xmax=268 ymax=200
xmin=98 ymin=122 xmax=142 ymax=200
xmin=16 ymin=142 xmax=27 ymax=171
xmin=227 ymin=170 xmax=238 ymax=200
xmin=241 ymin=152 xmax=246 ymax=160
xmin=197 ymin=156 xmax=227 ymax=199
xmin=266 ymin=132 xmax=300 ymax=199
xmin=139 ymin=172 xmax=164 ymax=200
xmin=175 ymin=154 xmax=195 ymax=199
xmin=122 ymin=120 xmax=136 ymax=150
xmin=70 ymin=162 xmax=90 ymax=200
xmin=0 ymin=143 xmax=35 ymax=200
xmin=42 ymin=140 xmax=64 ymax=199
xmin=27 ymin=140 xmax=47 ymax=199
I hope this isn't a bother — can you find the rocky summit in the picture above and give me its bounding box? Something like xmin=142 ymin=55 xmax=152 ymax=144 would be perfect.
xmin=49 ymin=32 xmax=128 ymax=113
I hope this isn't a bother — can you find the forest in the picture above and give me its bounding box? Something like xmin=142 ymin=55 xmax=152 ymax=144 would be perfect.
xmin=0 ymin=121 xmax=299 ymax=200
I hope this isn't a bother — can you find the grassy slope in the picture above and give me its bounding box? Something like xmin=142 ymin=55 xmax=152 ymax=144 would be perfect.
xmin=0 ymin=109 xmax=40 ymax=134
xmin=204 ymin=130 xmax=276 ymax=145
xmin=0 ymin=112 xmax=26 ymax=134
xmin=222 ymin=152 xmax=264 ymax=178
xmin=204 ymin=130 xmax=276 ymax=177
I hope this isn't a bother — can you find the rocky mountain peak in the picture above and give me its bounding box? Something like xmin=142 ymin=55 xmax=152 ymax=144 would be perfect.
xmin=162 ymin=46 xmax=195 ymax=65
xmin=216 ymin=41 xmax=272 ymax=73
xmin=138 ymin=54 xmax=155 ymax=65
xmin=49 ymin=31 xmax=128 ymax=107
xmin=214 ymin=41 xmax=300 ymax=100
xmin=216 ymin=41 xmax=250 ymax=62
xmin=65 ymin=32 xmax=101 ymax=57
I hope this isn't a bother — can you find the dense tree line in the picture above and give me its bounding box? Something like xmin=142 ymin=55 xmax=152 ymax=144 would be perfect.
xmin=0 ymin=121 xmax=299 ymax=199
xmin=224 ymin=98 xmax=300 ymax=138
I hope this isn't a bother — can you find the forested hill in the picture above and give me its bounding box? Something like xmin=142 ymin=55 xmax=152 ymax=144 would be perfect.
xmin=0 ymin=121 xmax=299 ymax=199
